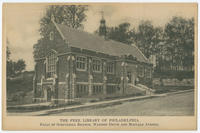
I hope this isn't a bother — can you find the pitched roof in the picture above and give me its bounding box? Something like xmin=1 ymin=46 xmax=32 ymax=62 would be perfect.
xmin=54 ymin=22 xmax=149 ymax=63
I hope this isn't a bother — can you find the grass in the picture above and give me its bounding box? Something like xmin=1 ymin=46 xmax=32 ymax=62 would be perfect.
xmin=7 ymin=71 xmax=194 ymax=113
xmin=7 ymin=101 xmax=82 ymax=113
xmin=154 ymin=86 xmax=194 ymax=94
xmin=7 ymin=72 xmax=34 ymax=106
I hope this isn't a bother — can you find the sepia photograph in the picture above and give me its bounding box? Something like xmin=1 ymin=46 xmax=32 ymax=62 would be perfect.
xmin=2 ymin=3 xmax=197 ymax=130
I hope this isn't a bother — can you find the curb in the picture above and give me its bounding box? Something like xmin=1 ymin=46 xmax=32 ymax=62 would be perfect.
xmin=40 ymin=95 xmax=161 ymax=115
xmin=7 ymin=89 xmax=194 ymax=116
xmin=164 ymin=89 xmax=194 ymax=96
xmin=41 ymin=90 xmax=194 ymax=115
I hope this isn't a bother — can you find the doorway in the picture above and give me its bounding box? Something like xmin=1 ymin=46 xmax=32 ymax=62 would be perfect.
xmin=44 ymin=85 xmax=52 ymax=102
xmin=127 ymin=71 xmax=136 ymax=85
xmin=47 ymin=87 xmax=52 ymax=102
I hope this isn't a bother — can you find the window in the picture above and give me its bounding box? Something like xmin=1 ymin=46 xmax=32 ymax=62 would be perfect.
xmin=106 ymin=85 xmax=117 ymax=94
xmin=93 ymin=85 xmax=103 ymax=95
xmin=107 ymin=62 xmax=115 ymax=74
xmin=76 ymin=56 xmax=87 ymax=71
xmin=127 ymin=72 xmax=132 ymax=83
xmin=146 ymin=68 xmax=151 ymax=79
xmin=92 ymin=59 xmax=101 ymax=72
xmin=46 ymin=50 xmax=57 ymax=78
xmin=76 ymin=84 xmax=88 ymax=98
xmin=138 ymin=66 xmax=144 ymax=77
xmin=49 ymin=31 xmax=54 ymax=41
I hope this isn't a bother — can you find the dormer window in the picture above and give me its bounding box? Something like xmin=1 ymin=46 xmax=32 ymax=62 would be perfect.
xmin=50 ymin=31 xmax=54 ymax=41
xmin=46 ymin=50 xmax=57 ymax=78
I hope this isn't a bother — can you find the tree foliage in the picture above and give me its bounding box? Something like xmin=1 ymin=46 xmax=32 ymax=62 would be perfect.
xmin=103 ymin=17 xmax=194 ymax=69
xmin=7 ymin=59 xmax=26 ymax=77
xmin=33 ymin=5 xmax=88 ymax=60
xmin=39 ymin=5 xmax=88 ymax=38
xmin=6 ymin=47 xmax=11 ymax=61
xmin=133 ymin=21 xmax=163 ymax=58
xmin=6 ymin=40 xmax=26 ymax=77
xmin=15 ymin=59 xmax=26 ymax=73
xmin=104 ymin=21 xmax=163 ymax=58
xmin=106 ymin=22 xmax=134 ymax=45
xmin=164 ymin=17 xmax=194 ymax=62
xmin=6 ymin=39 xmax=11 ymax=61
xmin=164 ymin=17 xmax=194 ymax=50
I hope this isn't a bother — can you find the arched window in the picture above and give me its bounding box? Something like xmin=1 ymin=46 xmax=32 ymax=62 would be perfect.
xmin=49 ymin=31 xmax=54 ymax=41
xmin=46 ymin=50 xmax=57 ymax=78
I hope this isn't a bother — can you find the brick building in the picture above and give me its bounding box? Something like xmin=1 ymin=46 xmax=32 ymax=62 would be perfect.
xmin=33 ymin=16 xmax=153 ymax=104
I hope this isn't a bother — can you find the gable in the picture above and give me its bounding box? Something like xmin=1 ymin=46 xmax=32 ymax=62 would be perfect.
xmin=35 ymin=22 xmax=70 ymax=59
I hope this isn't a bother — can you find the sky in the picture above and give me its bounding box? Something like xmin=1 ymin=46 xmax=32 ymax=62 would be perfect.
xmin=4 ymin=3 xmax=196 ymax=71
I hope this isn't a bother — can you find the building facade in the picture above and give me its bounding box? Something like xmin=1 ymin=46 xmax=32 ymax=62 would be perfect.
xmin=33 ymin=17 xmax=153 ymax=104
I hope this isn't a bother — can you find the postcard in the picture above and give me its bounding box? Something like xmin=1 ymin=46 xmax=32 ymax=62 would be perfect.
xmin=2 ymin=3 xmax=197 ymax=130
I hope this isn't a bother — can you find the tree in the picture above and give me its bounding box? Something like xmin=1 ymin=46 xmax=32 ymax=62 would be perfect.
xmin=15 ymin=59 xmax=26 ymax=73
xmin=6 ymin=40 xmax=26 ymax=77
xmin=133 ymin=20 xmax=163 ymax=58
xmin=7 ymin=59 xmax=26 ymax=77
xmin=39 ymin=5 xmax=88 ymax=38
xmin=106 ymin=22 xmax=134 ymax=45
xmin=164 ymin=16 xmax=194 ymax=71
xmin=96 ymin=20 xmax=163 ymax=58
xmin=6 ymin=46 xmax=11 ymax=61
xmin=7 ymin=60 xmax=14 ymax=77
xmin=6 ymin=40 xmax=13 ymax=77
xmin=6 ymin=47 xmax=12 ymax=77
xmin=33 ymin=5 xmax=88 ymax=60
xmin=6 ymin=39 xmax=11 ymax=61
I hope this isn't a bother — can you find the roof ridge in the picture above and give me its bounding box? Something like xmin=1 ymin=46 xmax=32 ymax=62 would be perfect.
xmin=56 ymin=23 xmax=107 ymax=42
xmin=131 ymin=44 xmax=148 ymax=61
xmin=55 ymin=22 xmax=134 ymax=48
xmin=51 ymin=19 xmax=66 ymax=40
xmin=52 ymin=22 xmax=149 ymax=63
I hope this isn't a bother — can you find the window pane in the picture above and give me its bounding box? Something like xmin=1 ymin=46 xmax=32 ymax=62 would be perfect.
xmin=93 ymin=59 xmax=101 ymax=72
xmin=47 ymin=51 xmax=56 ymax=78
xmin=107 ymin=62 xmax=114 ymax=73
xmin=76 ymin=56 xmax=86 ymax=70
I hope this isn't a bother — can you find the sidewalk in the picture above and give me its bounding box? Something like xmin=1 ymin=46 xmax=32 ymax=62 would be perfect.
xmin=7 ymin=102 xmax=51 ymax=108
xmin=7 ymin=89 xmax=193 ymax=116
xmin=7 ymin=94 xmax=162 ymax=116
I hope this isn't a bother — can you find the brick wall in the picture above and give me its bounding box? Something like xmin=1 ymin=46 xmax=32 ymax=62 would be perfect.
xmin=35 ymin=59 xmax=45 ymax=82
xmin=34 ymin=45 xmax=153 ymax=104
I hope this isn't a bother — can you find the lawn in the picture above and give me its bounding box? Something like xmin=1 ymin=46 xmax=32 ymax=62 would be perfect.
xmin=7 ymin=72 xmax=34 ymax=106
xmin=153 ymin=85 xmax=194 ymax=94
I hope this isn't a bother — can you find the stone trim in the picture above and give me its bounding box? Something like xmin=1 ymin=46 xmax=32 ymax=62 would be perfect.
xmin=32 ymin=98 xmax=46 ymax=100
xmin=51 ymin=98 xmax=75 ymax=102
xmin=71 ymin=51 xmax=117 ymax=61
xmin=76 ymin=82 xmax=117 ymax=86
xmin=58 ymin=82 xmax=66 ymax=85
xmin=107 ymin=83 xmax=118 ymax=86
xmin=37 ymin=83 xmax=42 ymax=85
xmin=76 ymin=82 xmax=88 ymax=85
xmin=93 ymin=83 xmax=103 ymax=85
xmin=42 ymin=82 xmax=53 ymax=85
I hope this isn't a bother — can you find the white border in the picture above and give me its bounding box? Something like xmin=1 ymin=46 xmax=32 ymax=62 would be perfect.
xmin=0 ymin=0 xmax=199 ymax=133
